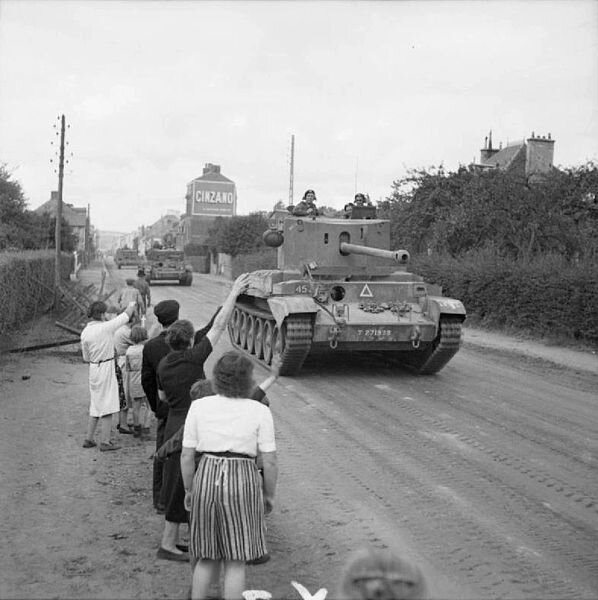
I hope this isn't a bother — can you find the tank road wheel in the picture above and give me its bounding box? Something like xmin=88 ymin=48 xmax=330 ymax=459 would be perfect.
xmin=229 ymin=308 xmax=241 ymax=345
xmin=397 ymin=316 xmax=463 ymax=375
xmin=239 ymin=311 xmax=249 ymax=350
xmin=254 ymin=318 xmax=264 ymax=359
xmin=262 ymin=320 xmax=274 ymax=364
xmin=246 ymin=315 xmax=256 ymax=354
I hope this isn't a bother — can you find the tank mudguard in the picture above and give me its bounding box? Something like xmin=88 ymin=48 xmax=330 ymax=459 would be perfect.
xmin=427 ymin=296 xmax=466 ymax=321
xmin=267 ymin=296 xmax=319 ymax=328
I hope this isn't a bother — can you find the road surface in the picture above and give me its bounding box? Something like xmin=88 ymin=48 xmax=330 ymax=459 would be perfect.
xmin=1 ymin=261 xmax=596 ymax=599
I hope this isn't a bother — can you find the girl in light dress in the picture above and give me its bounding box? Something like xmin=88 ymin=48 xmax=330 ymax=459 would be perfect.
xmin=124 ymin=325 xmax=153 ymax=439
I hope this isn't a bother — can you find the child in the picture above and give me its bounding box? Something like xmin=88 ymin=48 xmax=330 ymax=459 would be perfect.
xmin=337 ymin=547 xmax=429 ymax=600
xmin=124 ymin=325 xmax=153 ymax=440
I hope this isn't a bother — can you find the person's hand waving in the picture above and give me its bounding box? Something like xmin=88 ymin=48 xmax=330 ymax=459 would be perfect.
xmin=232 ymin=273 xmax=251 ymax=295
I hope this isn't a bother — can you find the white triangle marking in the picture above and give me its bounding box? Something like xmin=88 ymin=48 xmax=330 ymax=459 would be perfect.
xmin=360 ymin=284 xmax=373 ymax=297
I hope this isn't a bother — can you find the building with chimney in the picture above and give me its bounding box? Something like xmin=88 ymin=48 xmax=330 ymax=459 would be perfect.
xmin=180 ymin=163 xmax=237 ymax=249
xmin=474 ymin=131 xmax=556 ymax=182
xmin=144 ymin=211 xmax=182 ymax=250
xmin=35 ymin=191 xmax=89 ymax=252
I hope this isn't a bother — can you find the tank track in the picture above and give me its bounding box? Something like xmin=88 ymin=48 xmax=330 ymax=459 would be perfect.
xmin=397 ymin=316 xmax=463 ymax=375
xmin=229 ymin=304 xmax=313 ymax=376
xmin=277 ymin=316 xmax=314 ymax=375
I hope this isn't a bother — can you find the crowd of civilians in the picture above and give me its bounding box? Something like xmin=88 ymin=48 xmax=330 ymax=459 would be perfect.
xmin=80 ymin=272 xmax=429 ymax=599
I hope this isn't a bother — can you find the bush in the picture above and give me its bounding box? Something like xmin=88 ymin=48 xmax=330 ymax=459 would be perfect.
xmin=231 ymin=248 xmax=278 ymax=279
xmin=207 ymin=214 xmax=270 ymax=257
xmin=411 ymin=250 xmax=598 ymax=345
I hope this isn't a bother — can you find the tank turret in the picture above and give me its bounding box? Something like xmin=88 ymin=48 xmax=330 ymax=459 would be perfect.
xmin=263 ymin=211 xmax=411 ymax=278
xmin=229 ymin=210 xmax=466 ymax=376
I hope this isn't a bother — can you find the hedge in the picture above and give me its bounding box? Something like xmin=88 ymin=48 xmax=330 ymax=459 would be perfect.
xmin=0 ymin=250 xmax=73 ymax=336
xmin=231 ymin=248 xmax=277 ymax=279
xmin=411 ymin=253 xmax=598 ymax=346
xmin=225 ymin=249 xmax=598 ymax=347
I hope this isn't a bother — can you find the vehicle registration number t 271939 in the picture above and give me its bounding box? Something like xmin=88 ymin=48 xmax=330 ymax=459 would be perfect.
xmin=357 ymin=329 xmax=392 ymax=337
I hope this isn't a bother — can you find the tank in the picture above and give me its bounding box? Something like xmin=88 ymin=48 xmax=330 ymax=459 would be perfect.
xmin=114 ymin=247 xmax=141 ymax=269
xmin=228 ymin=209 xmax=466 ymax=375
xmin=144 ymin=234 xmax=193 ymax=286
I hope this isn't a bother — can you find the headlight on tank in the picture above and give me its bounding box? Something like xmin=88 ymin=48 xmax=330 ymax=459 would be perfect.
xmin=330 ymin=285 xmax=346 ymax=301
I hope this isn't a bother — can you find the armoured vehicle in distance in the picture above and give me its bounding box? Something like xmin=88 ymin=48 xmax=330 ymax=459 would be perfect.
xmin=228 ymin=207 xmax=466 ymax=375
xmin=144 ymin=234 xmax=193 ymax=286
xmin=114 ymin=247 xmax=141 ymax=269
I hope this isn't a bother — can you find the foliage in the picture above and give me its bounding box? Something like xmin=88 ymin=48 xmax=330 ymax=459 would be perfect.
xmin=0 ymin=164 xmax=77 ymax=252
xmin=0 ymin=164 xmax=30 ymax=249
xmin=206 ymin=213 xmax=270 ymax=257
xmin=379 ymin=163 xmax=598 ymax=260
xmin=183 ymin=242 xmax=208 ymax=256
xmin=231 ymin=248 xmax=277 ymax=278
xmin=0 ymin=250 xmax=73 ymax=335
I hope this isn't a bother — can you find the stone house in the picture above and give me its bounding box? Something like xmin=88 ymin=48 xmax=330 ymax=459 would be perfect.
xmin=34 ymin=191 xmax=88 ymax=251
xmin=474 ymin=131 xmax=556 ymax=183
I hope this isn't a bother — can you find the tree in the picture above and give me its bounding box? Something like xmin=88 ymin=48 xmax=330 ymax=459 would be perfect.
xmin=0 ymin=164 xmax=30 ymax=249
xmin=0 ymin=163 xmax=78 ymax=251
xmin=380 ymin=162 xmax=598 ymax=260
xmin=206 ymin=213 xmax=270 ymax=257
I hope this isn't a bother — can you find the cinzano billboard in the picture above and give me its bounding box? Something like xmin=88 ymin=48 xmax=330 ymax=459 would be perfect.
xmin=190 ymin=180 xmax=237 ymax=217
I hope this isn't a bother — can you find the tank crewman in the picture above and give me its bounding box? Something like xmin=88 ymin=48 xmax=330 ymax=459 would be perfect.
xmin=344 ymin=193 xmax=373 ymax=216
xmin=288 ymin=189 xmax=319 ymax=217
xmin=133 ymin=268 xmax=151 ymax=314
xmin=354 ymin=193 xmax=372 ymax=206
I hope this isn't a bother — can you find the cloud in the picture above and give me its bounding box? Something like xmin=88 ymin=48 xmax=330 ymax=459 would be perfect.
xmin=75 ymin=84 xmax=139 ymax=121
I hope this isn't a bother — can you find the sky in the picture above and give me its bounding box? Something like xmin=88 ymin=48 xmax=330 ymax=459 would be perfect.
xmin=0 ymin=0 xmax=597 ymax=233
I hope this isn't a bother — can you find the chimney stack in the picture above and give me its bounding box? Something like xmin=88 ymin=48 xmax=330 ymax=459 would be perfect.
xmin=525 ymin=131 xmax=555 ymax=179
xmin=480 ymin=130 xmax=500 ymax=163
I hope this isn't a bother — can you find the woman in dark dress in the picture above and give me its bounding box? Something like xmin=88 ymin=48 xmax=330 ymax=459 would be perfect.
xmin=155 ymin=273 xmax=251 ymax=561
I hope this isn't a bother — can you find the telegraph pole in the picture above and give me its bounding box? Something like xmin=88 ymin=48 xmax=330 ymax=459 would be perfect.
xmin=85 ymin=203 xmax=91 ymax=266
xmin=289 ymin=134 xmax=295 ymax=206
xmin=54 ymin=114 xmax=66 ymax=308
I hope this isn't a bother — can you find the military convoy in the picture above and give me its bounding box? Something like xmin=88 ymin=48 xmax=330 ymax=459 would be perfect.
xmin=228 ymin=207 xmax=466 ymax=375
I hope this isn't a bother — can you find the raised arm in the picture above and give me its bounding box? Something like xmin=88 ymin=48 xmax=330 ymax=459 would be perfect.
xmin=194 ymin=306 xmax=222 ymax=345
xmin=206 ymin=273 xmax=251 ymax=348
xmin=104 ymin=302 xmax=136 ymax=334
xmin=256 ymin=355 xmax=282 ymax=395
xmin=261 ymin=451 xmax=278 ymax=514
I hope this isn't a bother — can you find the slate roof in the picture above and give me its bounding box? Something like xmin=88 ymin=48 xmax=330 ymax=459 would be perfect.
xmin=480 ymin=143 xmax=525 ymax=170
xmin=191 ymin=171 xmax=233 ymax=183
xmin=35 ymin=198 xmax=87 ymax=228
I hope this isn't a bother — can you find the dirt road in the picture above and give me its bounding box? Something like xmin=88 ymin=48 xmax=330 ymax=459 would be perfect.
xmin=1 ymin=262 xmax=597 ymax=599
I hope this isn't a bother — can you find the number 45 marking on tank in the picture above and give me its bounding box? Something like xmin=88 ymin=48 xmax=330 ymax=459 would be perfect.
xmin=294 ymin=284 xmax=311 ymax=294
xmin=360 ymin=284 xmax=373 ymax=298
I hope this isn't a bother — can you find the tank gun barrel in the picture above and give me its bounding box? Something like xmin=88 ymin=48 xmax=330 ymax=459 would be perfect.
xmin=339 ymin=242 xmax=410 ymax=264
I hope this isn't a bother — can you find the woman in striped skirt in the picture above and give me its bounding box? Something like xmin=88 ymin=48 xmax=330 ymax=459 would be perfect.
xmin=181 ymin=351 xmax=278 ymax=600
